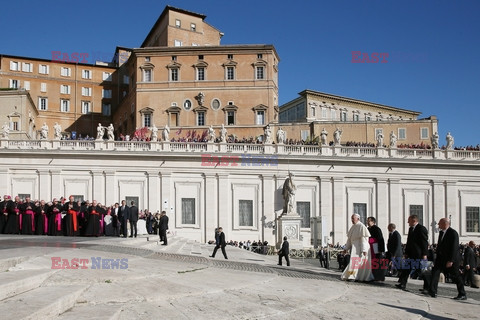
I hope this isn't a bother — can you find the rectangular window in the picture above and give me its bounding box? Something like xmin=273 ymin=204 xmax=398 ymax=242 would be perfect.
xmin=340 ymin=111 xmax=347 ymax=121
xmin=301 ymin=130 xmax=309 ymax=141
xmin=38 ymin=97 xmax=48 ymax=111
xmin=82 ymin=69 xmax=91 ymax=79
xmin=10 ymin=61 xmax=19 ymax=71
xmin=256 ymin=110 xmax=265 ymax=125
xmin=331 ymin=109 xmax=336 ymax=120
xmin=22 ymin=62 xmax=32 ymax=72
xmin=170 ymin=68 xmax=178 ymax=81
xmin=227 ymin=111 xmax=235 ymax=125
xmin=12 ymin=120 xmax=19 ymax=131
xmin=143 ymin=113 xmax=151 ymax=127
xmin=353 ymin=203 xmax=367 ymax=224
xmin=466 ymin=207 xmax=480 ymax=233
xmin=82 ymin=87 xmax=91 ymax=96
xmin=239 ymin=200 xmax=253 ymax=227
xmin=143 ymin=69 xmax=152 ymax=82
xmin=172 ymin=56 xmax=177 ymax=61
xmin=9 ymin=79 xmax=18 ymax=89
xmin=102 ymin=89 xmax=112 ymax=98
xmin=102 ymin=103 xmax=111 ymax=116
xmin=257 ymin=54 xmax=263 ymax=59
xmin=174 ymin=40 xmax=182 ymax=47
xmin=228 ymin=54 xmax=233 ymax=60
xmin=256 ymin=66 xmax=264 ymax=80
xmin=60 ymin=85 xmax=71 ymax=94
xmin=322 ymin=108 xmax=327 ymax=119
xmin=175 ymin=19 xmax=181 ymax=28
xmin=61 ymin=67 xmax=71 ymax=77
xmin=81 ymin=101 xmax=91 ymax=114
xmin=190 ymin=23 xmax=196 ymax=31
xmin=297 ymin=202 xmax=311 ymax=228
xmin=420 ymin=127 xmax=429 ymax=139
xmin=40 ymin=83 xmax=47 ymax=92
xmin=226 ymin=66 xmax=234 ymax=80
xmin=197 ymin=112 xmax=205 ymax=126
xmin=409 ymin=205 xmax=424 ymax=226
xmin=181 ymin=198 xmax=195 ymax=224
xmin=60 ymin=99 xmax=70 ymax=112
xmin=197 ymin=67 xmax=205 ymax=81
xmin=103 ymin=72 xmax=112 ymax=81
xmin=398 ymin=128 xmax=406 ymax=140
xmin=353 ymin=114 xmax=359 ymax=122
xmin=24 ymin=81 xmax=30 ymax=90
xmin=38 ymin=64 xmax=49 ymax=74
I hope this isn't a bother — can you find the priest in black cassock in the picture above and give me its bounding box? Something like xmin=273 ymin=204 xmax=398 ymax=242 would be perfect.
xmin=47 ymin=198 xmax=64 ymax=236
xmin=20 ymin=196 xmax=36 ymax=235
xmin=35 ymin=200 xmax=48 ymax=235
xmin=85 ymin=200 xmax=102 ymax=236
xmin=0 ymin=195 xmax=13 ymax=233
xmin=4 ymin=196 xmax=21 ymax=234
xmin=63 ymin=196 xmax=79 ymax=236
xmin=367 ymin=216 xmax=386 ymax=281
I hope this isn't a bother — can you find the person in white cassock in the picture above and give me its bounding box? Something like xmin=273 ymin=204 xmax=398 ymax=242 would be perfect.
xmin=341 ymin=214 xmax=374 ymax=282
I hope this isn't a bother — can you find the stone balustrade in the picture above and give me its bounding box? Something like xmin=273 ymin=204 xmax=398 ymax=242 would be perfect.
xmin=1 ymin=139 xmax=479 ymax=160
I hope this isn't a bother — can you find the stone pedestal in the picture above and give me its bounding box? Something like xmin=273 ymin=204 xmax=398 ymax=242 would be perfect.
xmin=276 ymin=213 xmax=303 ymax=249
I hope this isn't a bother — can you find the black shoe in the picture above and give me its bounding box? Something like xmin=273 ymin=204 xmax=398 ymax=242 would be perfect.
xmin=225 ymin=257 xmax=228 ymax=260
xmin=129 ymin=236 xmax=133 ymax=238
xmin=277 ymin=264 xmax=282 ymax=266
xmin=395 ymin=284 xmax=406 ymax=290
xmin=453 ymin=295 xmax=467 ymax=300
xmin=429 ymin=291 xmax=437 ymax=298
xmin=471 ymin=285 xmax=479 ymax=289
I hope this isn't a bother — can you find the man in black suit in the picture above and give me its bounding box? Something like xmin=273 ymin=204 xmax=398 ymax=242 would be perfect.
xmin=318 ymin=247 xmax=326 ymax=268
xmin=396 ymin=215 xmax=429 ymax=291
xmin=429 ymin=218 xmax=466 ymax=300
xmin=159 ymin=210 xmax=169 ymax=245
xmin=129 ymin=201 xmax=139 ymax=238
xmin=278 ymin=236 xmax=290 ymax=266
xmin=118 ymin=200 xmax=130 ymax=238
xmin=210 ymin=227 xmax=228 ymax=259
xmin=387 ymin=223 xmax=403 ymax=276
xmin=463 ymin=241 xmax=478 ymax=288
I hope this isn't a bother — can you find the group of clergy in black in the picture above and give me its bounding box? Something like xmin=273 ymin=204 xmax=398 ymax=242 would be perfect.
xmin=0 ymin=195 xmax=137 ymax=237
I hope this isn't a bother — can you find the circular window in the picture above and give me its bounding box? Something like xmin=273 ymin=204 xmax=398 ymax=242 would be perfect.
xmin=211 ymin=98 xmax=220 ymax=110
xmin=183 ymin=99 xmax=192 ymax=111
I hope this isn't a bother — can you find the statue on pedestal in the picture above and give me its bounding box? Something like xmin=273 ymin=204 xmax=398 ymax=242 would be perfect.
xmin=1 ymin=122 xmax=9 ymax=139
xmin=321 ymin=128 xmax=328 ymax=146
xmin=107 ymin=124 xmax=115 ymax=141
xmin=264 ymin=125 xmax=272 ymax=144
xmin=207 ymin=125 xmax=216 ymax=142
xmin=334 ymin=128 xmax=342 ymax=146
xmin=431 ymin=132 xmax=439 ymax=149
xmin=446 ymin=132 xmax=454 ymax=150
xmin=220 ymin=124 xmax=227 ymax=143
xmin=162 ymin=125 xmax=170 ymax=142
xmin=40 ymin=123 xmax=49 ymax=140
xmin=389 ymin=131 xmax=397 ymax=148
xmin=376 ymin=131 xmax=384 ymax=147
xmin=53 ymin=122 xmax=62 ymax=140
xmin=276 ymin=127 xmax=286 ymax=144
xmin=96 ymin=123 xmax=105 ymax=140
xmin=282 ymin=172 xmax=297 ymax=215
xmin=151 ymin=125 xmax=158 ymax=142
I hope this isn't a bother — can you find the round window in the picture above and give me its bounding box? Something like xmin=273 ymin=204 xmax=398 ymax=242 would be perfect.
xmin=211 ymin=99 xmax=220 ymax=110
xmin=184 ymin=99 xmax=192 ymax=111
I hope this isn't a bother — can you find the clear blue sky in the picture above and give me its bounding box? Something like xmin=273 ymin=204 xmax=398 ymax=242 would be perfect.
xmin=2 ymin=0 xmax=479 ymax=146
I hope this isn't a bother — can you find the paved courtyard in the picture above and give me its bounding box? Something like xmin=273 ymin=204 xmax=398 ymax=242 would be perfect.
xmin=0 ymin=234 xmax=478 ymax=320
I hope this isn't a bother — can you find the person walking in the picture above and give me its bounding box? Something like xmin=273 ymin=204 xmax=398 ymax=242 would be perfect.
xmin=428 ymin=218 xmax=467 ymax=300
xmin=159 ymin=210 xmax=169 ymax=245
xmin=278 ymin=236 xmax=290 ymax=266
xmin=210 ymin=227 xmax=228 ymax=259
xmin=129 ymin=201 xmax=139 ymax=238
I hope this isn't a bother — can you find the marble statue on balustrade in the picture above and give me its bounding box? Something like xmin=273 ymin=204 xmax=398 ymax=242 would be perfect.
xmin=321 ymin=128 xmax=328 ymax=146
xmin=162 ymin=125 xmax=170 ymax=142
xmin=150 ymin=125 xmax=158 ymax=142
xmin=282 ymin=172 xmax=297 ymax=215
xmin=207 ymin=125 xmax=216 ymax=143
xmin=107 ymin=124 xmax=115 ymax=141
xmin=1 ymin=122 xmax=9 ymax=139
xmin=96 ymin=123 xmax=105 ymax=140
xmin=276 ymin=127 xmax=286 ymax=144
xmin=333 ymin=128 xmax=342 ymax=146
xmin=389 ymin=131 xmax=397 ymax=148
xmin=446 ymin=132 xmax=454 ymax=150
xmin=40 ymin=123 xmax=49 ymax=140
xmin=53 ymin=122 xmax=62 ymax=140
xmin=264 ymin=125 xmax=273 ymax=144
xmin=220 ymin=124 xmax=227 ymax=143
xmin=431 ymin=132 xmax=439 ymax=149
xmin=376 ymin=131 xmax=384 ymax=147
